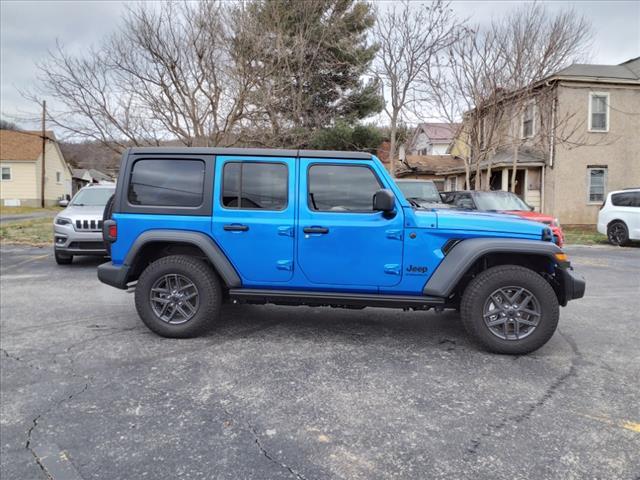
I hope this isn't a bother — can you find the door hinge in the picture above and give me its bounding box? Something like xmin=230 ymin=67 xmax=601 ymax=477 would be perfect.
xmin=386 ymin=229 xmax=403 ymax=240
xmin=276 ymin=260 xmax=293 ymax=271
xmin=278 ymin=226 xmax=295 ymax=237
xmin=384 ymin=264 xmax=401 ymax=275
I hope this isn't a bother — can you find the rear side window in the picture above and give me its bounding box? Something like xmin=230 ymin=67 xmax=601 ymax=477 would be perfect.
xmin=308 ymin=164 xmax=381 ymax=212
xmin=222 ymin=162 xmax=288 ymax=210
xmin=128 ymin=159 xmax=205 ymax=207
xmin=611 ymin=192 xmax=640 ymax=207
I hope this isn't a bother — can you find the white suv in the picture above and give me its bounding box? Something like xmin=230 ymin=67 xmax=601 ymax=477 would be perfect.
xmin=597 ymin=188 xmax=640 ymax=245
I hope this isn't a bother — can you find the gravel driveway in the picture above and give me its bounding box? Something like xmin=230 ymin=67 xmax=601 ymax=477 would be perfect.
xmin=1 ymin=244 xmax=638 ymax=479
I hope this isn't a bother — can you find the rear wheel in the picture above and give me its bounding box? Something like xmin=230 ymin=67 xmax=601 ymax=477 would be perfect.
xmin=135 ymin=255 xmax=221 ymax=338
xmin=460 ymin=265 xmax=559 ymax=354
xmin=54 ymin=251 xmax=73 ymax=265
xmin=607 ymin=221 xmax=629 ymax=246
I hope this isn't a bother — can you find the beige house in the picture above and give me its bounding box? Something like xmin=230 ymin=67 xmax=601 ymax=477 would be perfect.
xmin=437 ymin=57 xmax=640 ymax=225
xmin=0 ymin=129 xmax=72 ymax=207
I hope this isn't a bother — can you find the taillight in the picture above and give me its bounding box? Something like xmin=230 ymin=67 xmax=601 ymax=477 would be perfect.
xmin=103 ymin=219 xmax=117 ymax=242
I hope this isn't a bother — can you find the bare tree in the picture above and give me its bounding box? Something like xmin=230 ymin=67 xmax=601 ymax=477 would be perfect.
xmin=373 ymin=0 xmax=459 ymax=176
xmin=429 ymin=3 xmax=594 ymax=190
xmin=31 ymin=1 xmax=252 ymax=151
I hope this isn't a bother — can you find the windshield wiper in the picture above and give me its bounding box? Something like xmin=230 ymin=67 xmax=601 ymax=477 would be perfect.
xmin=406 ymin=197 xmax=423 ymax=208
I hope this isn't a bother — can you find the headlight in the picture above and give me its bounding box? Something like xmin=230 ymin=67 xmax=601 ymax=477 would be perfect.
xmin=553 ymin=218 xmax=560 ymax=228
xmin=55 ymin=217 xmax=71 ymax=226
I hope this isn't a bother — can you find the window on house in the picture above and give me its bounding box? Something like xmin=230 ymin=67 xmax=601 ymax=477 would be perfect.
xmin=308 ymin=164 xmax=381 ymax=212
xmin=589 ymin=92 xmax=609 ymax=132
xmin=56 ymin=171 xmax=61 ymax=183
xmin=448 ymin=177 xmax=458 ymax=191
xmin=1 ymin=167 xmax=11 ymax=181
xmin=587 ymin=167 xmax=607 ymax=203
xmin=521 ymin=103 xmax=535 ymax=138
xmin=222 ymin=162 xmax=288 ymax=210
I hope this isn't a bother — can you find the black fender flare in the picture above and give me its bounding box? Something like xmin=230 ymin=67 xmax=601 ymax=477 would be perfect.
xmin=125 ymin=230 xmax=241 ymax=288
xmin=423 ymin=238 xmax=562 ymax=297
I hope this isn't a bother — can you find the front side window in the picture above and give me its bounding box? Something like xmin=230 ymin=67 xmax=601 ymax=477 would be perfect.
xmin=308 ymin=164 xmax=381 ymax=212
xmin=222 ymin=162 xmax=287 ymax=210
xmin=587 ymin=167 xmax=607 ymax=203
xmin=128 ymin=159 xmax=205 ymax=207
xmin=521 ymin=103 xmax=535 ymax=138
xmin=1 ymin=166 xmax=11 ymax=181
xmin=590 ymin=93 xmax=609 ymax=132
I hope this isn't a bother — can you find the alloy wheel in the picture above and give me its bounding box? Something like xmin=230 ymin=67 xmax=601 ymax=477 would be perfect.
xmin=150 ymin=274 xmax=200 ymax=325
xmin=482 ymin=286 xmax=541 ymax=340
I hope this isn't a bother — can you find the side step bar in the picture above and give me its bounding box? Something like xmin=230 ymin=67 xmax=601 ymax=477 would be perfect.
xmin=228 ymin=289 xmax=445 ymax=309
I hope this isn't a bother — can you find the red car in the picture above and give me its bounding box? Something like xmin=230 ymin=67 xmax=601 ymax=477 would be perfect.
xmin=441 ymin=190 xmax=564 ymax=246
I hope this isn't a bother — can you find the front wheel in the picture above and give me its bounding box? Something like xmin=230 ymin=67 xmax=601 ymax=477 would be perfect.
xmin=460 ymin=265 xmax=559 ymax=355
xmin=135 ymin=255 xmax=222 ymax=338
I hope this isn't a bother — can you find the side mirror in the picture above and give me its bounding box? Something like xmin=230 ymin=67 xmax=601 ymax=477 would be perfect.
xmin=58 ymin=199 xmax=69 ymax=207
xmin=373 ymin=189 xmax=396 ymax=217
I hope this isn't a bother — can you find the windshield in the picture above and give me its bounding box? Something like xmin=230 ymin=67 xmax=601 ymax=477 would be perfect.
xmin=474 ymin=192 xmax=530 ymax=211
xmin=397 ymin=181 xmax=441 ymax=203
xmin=70 ymin=188 xmax=115 ymax=206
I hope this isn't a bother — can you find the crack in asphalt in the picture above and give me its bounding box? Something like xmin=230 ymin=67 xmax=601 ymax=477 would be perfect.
xmin=466 ymin=328 xmax=581 ymax=455
xmin=25 ymin=383 xmax=90 ymax=478
xmin=1 ymin=347 xmax=45 ymax=371
xmin=249 ymin=425 xmax=308 ymax=480
xmin=219 ymin=405 xmax=308 ymax=480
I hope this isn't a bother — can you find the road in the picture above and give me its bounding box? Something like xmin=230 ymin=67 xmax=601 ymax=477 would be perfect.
xmin=0 ymin=212 xmax=56 ymax=224
xmin=1 ymin=244 xmax=639 ymax=479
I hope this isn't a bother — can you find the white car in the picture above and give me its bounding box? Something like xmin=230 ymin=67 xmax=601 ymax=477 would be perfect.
xmin=597 ymin=188 xmax=640 ymax=245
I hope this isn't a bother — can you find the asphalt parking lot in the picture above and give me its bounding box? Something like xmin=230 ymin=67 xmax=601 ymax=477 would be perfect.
xmin=1 ymin=244 xmax=639 ymax=480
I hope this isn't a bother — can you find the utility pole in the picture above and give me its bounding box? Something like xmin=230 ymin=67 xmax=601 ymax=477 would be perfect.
xmin=40 ymin=100 xmax=46 ymax=208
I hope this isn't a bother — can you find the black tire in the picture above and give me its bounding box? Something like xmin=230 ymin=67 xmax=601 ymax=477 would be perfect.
xmin=54 ymin=250 xmax=73 ymax=265
xmin=102 ymin=194 xmax=116 ymax=255
xmin=135 ymin=255 xmax=221 ymax=338
xmin=607 ymin=220 xmax=629 ymax=246
xmin=460 ymin=265 xmax=559 ymax=355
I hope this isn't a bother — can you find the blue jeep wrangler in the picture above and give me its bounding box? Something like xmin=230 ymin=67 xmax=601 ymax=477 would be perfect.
xmin=98 ymin=148 xmax=585 ymax=354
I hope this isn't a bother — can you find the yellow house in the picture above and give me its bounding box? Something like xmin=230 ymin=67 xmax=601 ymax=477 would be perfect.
xmin=0 ymin=129 xmax=72 ymax=207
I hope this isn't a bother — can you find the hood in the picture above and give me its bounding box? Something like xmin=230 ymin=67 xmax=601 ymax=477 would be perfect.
xmin=413 ymin=209 xmax=546 ymax=239
xmin=57 ymin=205 xmax=106 ymax=218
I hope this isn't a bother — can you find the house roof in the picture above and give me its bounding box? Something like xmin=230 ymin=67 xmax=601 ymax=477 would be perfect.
xmin=0 ymin=129 xmax=56 ymax=161
xmin=87 ymin=169 xmax=113 ymax=182
xmin=396 ymin=154 xmax=463 ymax=176
xmin=553 ymin=57 xmax=640 ymax=82
xmin=415 ymin=123 xmax=460 ymax=142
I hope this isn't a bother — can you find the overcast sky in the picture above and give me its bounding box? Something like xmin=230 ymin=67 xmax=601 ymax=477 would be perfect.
xmin=1 ymin=0 xmax=639 ymax=131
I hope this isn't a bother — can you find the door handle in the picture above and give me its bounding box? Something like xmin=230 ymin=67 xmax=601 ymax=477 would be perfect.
xmin=223 ymin=224 xmax=249 ymax=232
xmin=303 ymin=226 xmax=329 ymax=234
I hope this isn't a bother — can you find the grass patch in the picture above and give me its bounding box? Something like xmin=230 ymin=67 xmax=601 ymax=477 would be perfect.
xmin=0 ymin=205 xmax=62 ymax=216
xmin=563 ymin=226 xmax=608 ymax=246
xmin=0 ymin=217 xmax=53 ymax=246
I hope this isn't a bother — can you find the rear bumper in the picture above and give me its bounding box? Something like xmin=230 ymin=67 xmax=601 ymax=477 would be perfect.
xmin=558 ymin=266 xmax=586 ymax=306
xmin=97 ymin=262 xmax=130 ymax=290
